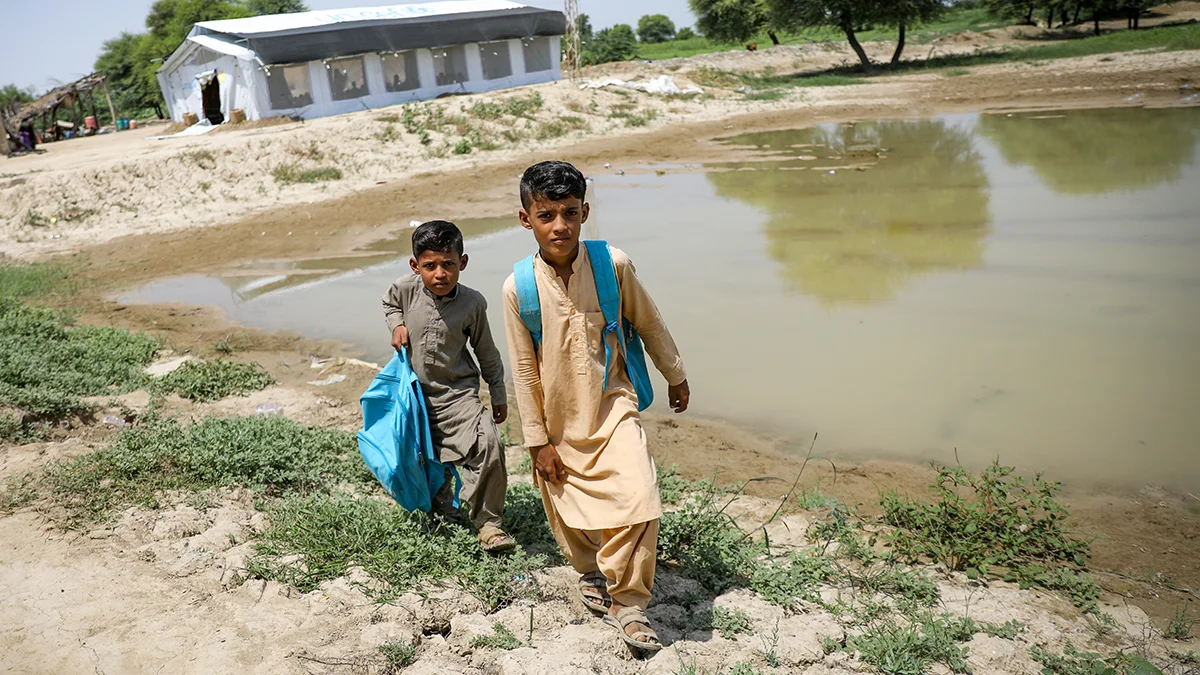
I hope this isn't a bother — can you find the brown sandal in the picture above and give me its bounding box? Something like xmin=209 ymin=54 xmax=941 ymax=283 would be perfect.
xmin=604 ymin=605 xmax=662 ymax=652
xmin=481 ymin=532 xmax=517 ymax=553
xmin=578 ymin=571 xmax=612 ymax=615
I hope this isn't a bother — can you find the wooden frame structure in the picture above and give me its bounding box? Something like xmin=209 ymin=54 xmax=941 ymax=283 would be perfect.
xmin=3 ymin=74 xmax=118 ymax=155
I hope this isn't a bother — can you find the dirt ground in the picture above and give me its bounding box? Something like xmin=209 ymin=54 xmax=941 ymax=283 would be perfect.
xmin=3 ymin=10 xmax=1200 ymax=674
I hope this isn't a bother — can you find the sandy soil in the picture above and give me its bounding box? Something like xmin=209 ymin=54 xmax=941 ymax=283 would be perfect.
xmin=3 ymin=12 xmax=1200 ymax=674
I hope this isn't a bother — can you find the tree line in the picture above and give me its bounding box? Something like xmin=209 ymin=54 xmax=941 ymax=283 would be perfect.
xmin=688 ymin=0 xmax=1156 ymax=70
xmin=94 ymin=0 xmax=307 ymax=120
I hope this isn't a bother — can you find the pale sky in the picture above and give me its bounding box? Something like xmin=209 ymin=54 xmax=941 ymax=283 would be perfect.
xmin=0 ymin=0 xmax=697 ymax=94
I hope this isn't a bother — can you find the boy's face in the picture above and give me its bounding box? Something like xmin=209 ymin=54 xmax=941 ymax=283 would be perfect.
xmin=410 ymin=249 xmax=467 ymax=296
xmin=519 ymin=196 xmax=589 ymax=261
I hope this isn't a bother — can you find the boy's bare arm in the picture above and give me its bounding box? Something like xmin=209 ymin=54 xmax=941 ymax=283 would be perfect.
xmin=468 ymin=300 xmax=508 ymax=423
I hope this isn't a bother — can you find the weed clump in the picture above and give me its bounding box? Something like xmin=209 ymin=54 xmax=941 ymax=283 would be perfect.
xmin=658 ymin=488 xmax=761 ymax=592
xmin=42 ymin=414 xmax=369 ymax=526
xmin=0 ymin=263 xmax=75 ymax=301
xmin=882 ymin=460 xmax=1090 ymax=574
xmin=469 ymin=622 xmax=525 ymax=650
xmin=153 ymin=359 xmax=274 ymax=402
xmin=378 ymin=640 xmax=416 ymax=668
xmin=272 ymin=164 xmax=343 ymax=185
xmin=248 ymin=493 xmax=543 ymax=610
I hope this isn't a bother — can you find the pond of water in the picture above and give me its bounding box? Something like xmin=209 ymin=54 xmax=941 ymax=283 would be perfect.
xmin=123 ymin=107 xmax=1200 ymax=489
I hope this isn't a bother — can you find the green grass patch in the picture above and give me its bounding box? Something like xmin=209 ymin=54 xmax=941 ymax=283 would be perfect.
xmin=0 ymin=298 xmax=156 ymax=431
xmin=1030 ymin=642 xmax=1165 ymax=675
xmin=0 ymin=263 xmax=75 ymax=301
xmin=42 ymin=414 xmax=370 ymax=526
xmin=153 ymin=359 xmax=274 ymax=402
xmin=247 ymin=492 xmax=543 ymax=610
xmin=272 ymin=164 xmax=343 ymax=185
xmin=743 ymin=90 xmax=788 ymax=102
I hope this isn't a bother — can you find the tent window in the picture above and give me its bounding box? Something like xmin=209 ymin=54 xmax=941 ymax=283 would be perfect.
xmin=432 ymin=45 xmax=468 ymax=86
xmin=522 ymin=37 xmax=552 ymax=73
xmin=382 ymin=51 xmax=420 ymax=92
xmin=267 ymin=64 xmax=313 ymax=110
xmin=328 ymin=56 xmax=368 ymax=101
xmin=479 ymin=41 xmax=512 ymax=80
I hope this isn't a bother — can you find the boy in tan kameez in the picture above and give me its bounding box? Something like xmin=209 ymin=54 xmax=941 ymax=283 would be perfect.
xmin=501 ymin=161 xmax=691 ymax=652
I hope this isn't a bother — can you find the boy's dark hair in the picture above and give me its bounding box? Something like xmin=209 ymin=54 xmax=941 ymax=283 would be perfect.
xmin=520 ymin=160 xmax=587 ymax=209
xmin=412 ymin=220 xmax=464 ymax=258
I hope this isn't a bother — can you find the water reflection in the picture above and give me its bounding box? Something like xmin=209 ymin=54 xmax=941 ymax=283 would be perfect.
xmin=710 ymin=119 xmax=992 ymax=306
xmin=212 ymin=217 xmax=515 ymax=301
xmin=977 ymin=107 xmax=1200 ymax=194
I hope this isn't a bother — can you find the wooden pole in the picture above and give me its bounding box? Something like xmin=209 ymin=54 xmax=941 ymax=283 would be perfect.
xmin=100 ymin=76 xmax=118 ymax=128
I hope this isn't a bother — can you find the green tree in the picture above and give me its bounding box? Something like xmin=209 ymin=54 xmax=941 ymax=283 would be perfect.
xmin=689 ymin=0 xmax=781 ymax=45
xmin=582 ymin=24 xmax=638 ymax=65
xmin=764 ymin=0 xmax=877 ymax=69
xmin=676 ymin=26 xmax=698 ymax=40
xmin=0 ymin=84 xmax=36 ymax=110
xmin=95 ymin=32 xmax=158 ymax=120
xmin=575 ymin=13 xmax=594 ymax=40
xmin=877 ymin=0 xmax=945 ymax=64
xmin=637 ymin=14 xmax=677 ymax=43
xmin=242 ymin=0 xmax=308 ymax=14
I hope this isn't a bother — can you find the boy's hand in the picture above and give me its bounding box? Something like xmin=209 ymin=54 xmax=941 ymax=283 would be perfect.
xmin=668 ymin=380 xmax=691 ymax=414
xmin=391 ymin=325 xmax=409 ymax=352
xmin=531 ymin=444 xmax=567 ymax=485
xmin=492 ymin=404 xmax=508 ymax=424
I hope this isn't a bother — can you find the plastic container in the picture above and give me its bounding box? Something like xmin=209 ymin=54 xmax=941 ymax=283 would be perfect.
xmin=85 ymin=116 xmax=98 ymax=130
xmin=129 ymin=120 xmax=138 ymax=129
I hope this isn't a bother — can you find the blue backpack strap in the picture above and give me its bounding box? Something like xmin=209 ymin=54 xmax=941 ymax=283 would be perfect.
xmin=584 ymin=240 xmax=656 ymax=411
xmin=584 ymin=241 xmax=623 ymax=392
xmin=513 ymin=254 xmax=542 ymax=350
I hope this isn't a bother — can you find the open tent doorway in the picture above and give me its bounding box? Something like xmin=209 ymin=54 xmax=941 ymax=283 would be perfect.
xmin=200 ymin=71 xmax=224 ymax=125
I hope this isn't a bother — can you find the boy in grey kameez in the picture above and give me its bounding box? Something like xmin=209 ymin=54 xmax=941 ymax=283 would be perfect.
xmin=382 ymin=220 xmax=515 ymax=551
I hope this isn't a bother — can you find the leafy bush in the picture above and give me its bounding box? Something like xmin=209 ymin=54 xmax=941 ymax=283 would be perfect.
xmin=43 ymin=414 xmax=369 ymax=525
xmin=1029 ymin=643 xmax=1165 ymax=675
xmin=153 ymin=359 xmax=274 ymax=402
xmin=248 ymin=492 xmax=543 ymax=610
xmin=750 ymin=550 xmax=835 ymax=610
xmin=658 ymin=489 xmax=760 ymax=592
xmin=712 ymin=606 xmax=754 ymax=639
xmin=882 ymin=461 xmax=1090 ymax=574
xmin=501 ymin=481 xmax=561 ymax=561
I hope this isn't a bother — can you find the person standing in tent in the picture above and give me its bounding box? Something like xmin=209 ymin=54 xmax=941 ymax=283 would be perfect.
xmin=383 ymin=220 xmax=516 ymax=552
xmin=502 ymin=161 xmax=690 ymax=653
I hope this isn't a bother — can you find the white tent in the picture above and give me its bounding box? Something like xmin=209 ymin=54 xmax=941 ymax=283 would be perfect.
xmin=157 ymin=0 xmax=565 ymax=124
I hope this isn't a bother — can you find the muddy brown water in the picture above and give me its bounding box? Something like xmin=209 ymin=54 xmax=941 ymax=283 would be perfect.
xmin=122 ymin=107 xmax=1200 ymax=491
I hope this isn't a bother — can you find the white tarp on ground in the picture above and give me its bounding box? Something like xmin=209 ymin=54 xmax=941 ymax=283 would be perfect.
xmin=145 ymin=118 xmax=220 ymax=140
xmin=579 ymin=75 xmax=703 ymax=96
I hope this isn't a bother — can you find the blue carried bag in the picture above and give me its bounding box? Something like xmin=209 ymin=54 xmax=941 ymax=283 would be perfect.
xmin=513 ymin=240 xmax=655 ymax=411
xmin=357 ymin=350 xmax=456 ymax=511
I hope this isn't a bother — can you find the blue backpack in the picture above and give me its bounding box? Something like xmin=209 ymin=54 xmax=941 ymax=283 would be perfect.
xmin=357 ymin=351 xmax=457 ymax=511
xmin=513 ymin=240 xmax=655 ymax=411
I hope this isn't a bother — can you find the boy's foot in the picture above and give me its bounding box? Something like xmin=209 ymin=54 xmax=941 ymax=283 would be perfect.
xmin=578 ymin=571 xmax=612 ymax=615
xmin=604 ymin=604 xmax=662 ymax=653
xmin=480 ymin=531 xmax=517 ymax=553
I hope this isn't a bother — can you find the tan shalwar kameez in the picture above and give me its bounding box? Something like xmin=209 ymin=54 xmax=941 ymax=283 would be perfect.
xmin=502 ymin=245 xmax=686 ymax=609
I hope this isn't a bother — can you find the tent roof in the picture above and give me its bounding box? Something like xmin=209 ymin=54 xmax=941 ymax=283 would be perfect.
xmin=181 ymin=1 xmax=564 ymax=67
xmin=194 ymin=0 xmax=531 ymax=37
